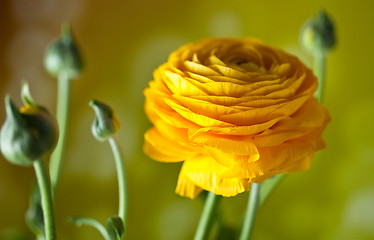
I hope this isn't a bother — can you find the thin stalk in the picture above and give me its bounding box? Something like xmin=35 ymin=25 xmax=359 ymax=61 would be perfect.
xmin=33 ymin=160 xmax=57 ymax=240
xmin=259 ymin=174 xmax=285 ymax=206
xmin=314 ymin=52 xmax=326 ymax=102
xmin=194 ymin=191 xmax=220 ymax=240
xmin=49 ymin=73 xmax=72 ymax=194
xmin=37 ymin=235 xmax=45 ymax=240
xmin=239 ymin=183 xmax=262 ymax=240
xmin=109 ymin=136 xmax=128 ymax=225
xmin=69 ymin=217 xmax=110 ymax=240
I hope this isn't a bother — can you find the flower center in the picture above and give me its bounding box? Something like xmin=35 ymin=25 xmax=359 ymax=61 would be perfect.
xmin=230 ymin=59 xmax=266 ymax=73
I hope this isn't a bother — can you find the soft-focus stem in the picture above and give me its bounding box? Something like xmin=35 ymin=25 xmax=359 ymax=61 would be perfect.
xmin=194 ymin=191 xmax=221 ymax=240
xmin=70 ymin=217 xmax=110 ymax=240
xmin=314 ymin=52 xmax=326 ymax=102
xmin=259 ymin=174 xmax=285 ymax=206
xmin=109 ymin=136 xmax=128 ymax=226
xmin=37 ymin=235 xmax=45 ymax=240
xmin=49 ymin=73 xmax=72 ymax=195
xmin=239 ymin=183 xmax=261 ymax=240
xmin=33 ymin=160 xmax=57 ymax=240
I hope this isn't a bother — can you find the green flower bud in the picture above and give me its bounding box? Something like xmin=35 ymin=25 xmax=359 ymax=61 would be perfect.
xmin=44 ymin=23 xmax=83 ymax=79
xmin=0 ymin=83 xmax=59 ymax=166
xmin=89 ymin=100 xmax=120 ymax=141
xmin=300 ymin=9 xmax=336 ymax=54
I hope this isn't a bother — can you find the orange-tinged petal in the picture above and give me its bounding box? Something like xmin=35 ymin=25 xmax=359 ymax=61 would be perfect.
xmin=248 ymin=73 xmax=305 ymax=98
xmin=144 ymin=128 xmax=197 ymax=162
xmin=162 ymin=70 xmax=207 ymax=96
xmin=173 ymin=95 xmax=241 ymax=118
xmin=181 ymin=156 xmax=250 ymax=197
xmin=165 ymin=99 xmax=234 ymax=127
xmin=221 ymin=159 xmax=265 ymax=179
xmin=189 ymin=132 xmax=259 ymax=156
xmin=253 ymin=130 xmax=305 ymax=147
xmin=255 ymin=132 xmax=325 ymax=176
xmin=194 ymin=116 xmax=287 ymax=136
xmin=143 ymin=37 xmax=330 ymax=198
xmin=176 ymin=169 xmax=203 ymax=199
xmin=186 ymin=71 xmax=212 ymax=83
xmin=176 ymin=76 xmax=256 ymax=97
xmin=269 ymin=63 xmax=291 ymax=76
xmin=192 ymin=95 xmax=287 ymax=108
xmin=204 ymin=146 xmax=259 ymax=168
xmin=184 ymin=60 xmax=219 ymax=76
xmin=212 ymin=64 xmax=253 ymax=81
xmin=206 ymin=54 xmax=225 ymax=66
xmin=219 ymin=95 xmax=309 ymax=125
xmin=189 ymin=73 xmax=247 ymax=85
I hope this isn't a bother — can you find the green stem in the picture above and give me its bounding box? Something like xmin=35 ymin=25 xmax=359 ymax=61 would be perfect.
xmin=314 ymin=52 xmax=326 ymax=102
xmin=259 ymin=174 xmax=285 ymax=206
xmin=239 ymin=183 xmax=262 ymax=240
xmin=37 ymin=235 xmax=45 ymax=240
xmin=109 ymin=136 xmax=128 ymax=226
xmin=49 ymin=73 xmax=72 ymax=194
xmin=69 ymin=217 xmax=110 ymax=240
xmin=33 ymin=160 xmax=57 ymax=240
xmin=194 ymin=191 xmax=220 ymax=240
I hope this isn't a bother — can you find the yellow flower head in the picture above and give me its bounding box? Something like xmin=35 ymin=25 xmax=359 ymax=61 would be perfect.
xmin=144 ymin=38 xmax=330 ymax=198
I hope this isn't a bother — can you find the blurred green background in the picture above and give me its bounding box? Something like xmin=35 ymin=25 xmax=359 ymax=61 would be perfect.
xmin=1 ymin=0 xmax=374 ymax=239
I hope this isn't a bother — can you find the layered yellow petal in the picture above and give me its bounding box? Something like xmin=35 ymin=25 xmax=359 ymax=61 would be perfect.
xmin=178 ymin=155 xmax=250 ymax=198
xmin=143 ymin=37 xmax=330 ymax=198
xmin=144 ymin=128 xmax=197 ymax=162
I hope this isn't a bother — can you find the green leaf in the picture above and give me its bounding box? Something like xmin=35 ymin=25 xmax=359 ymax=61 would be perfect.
xmin=106 ymin=216 xmax=124 ymax=240
xmin=25 ymin=184 xmax=44 ymax=238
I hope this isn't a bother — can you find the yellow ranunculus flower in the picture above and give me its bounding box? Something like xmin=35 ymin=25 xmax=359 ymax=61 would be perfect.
xmin=144 ymin=38 xmax=330 ymax=199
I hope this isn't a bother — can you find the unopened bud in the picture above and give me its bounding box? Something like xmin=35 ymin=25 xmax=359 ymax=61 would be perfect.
xmin=89 ymin=100 xmax=120 ymax=141
xmin=300 ymin=9 xmax=336 ymax=55
xmin=44 ymin=23 xmax=83 ymax=79
xmin=0 ymin=83 xmax=59 ymax=166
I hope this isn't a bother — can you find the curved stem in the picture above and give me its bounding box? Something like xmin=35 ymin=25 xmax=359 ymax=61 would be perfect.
xmin=33 ymin=160 xmax=57 ymax=240
xmin=314 ymin=52 xmax=326 ymax=102
xmin=109 ymin=136 xmax=128 ymax=226
xmin=49 ymin=73 xmax=72 ymax=195
xmin=239 ymin=183 xmax=261 ymax=240
xmin=69 ymin=217 xmax=110 ymax=240
xmin=194 ymin=191 xmax=220 ymax=240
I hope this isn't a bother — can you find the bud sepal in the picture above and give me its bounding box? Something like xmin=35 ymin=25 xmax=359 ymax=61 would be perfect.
xmin=89 ymin=100 xmax=120 ymax=141
xmin=0 ymin=83 xmax=59 ymax=166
